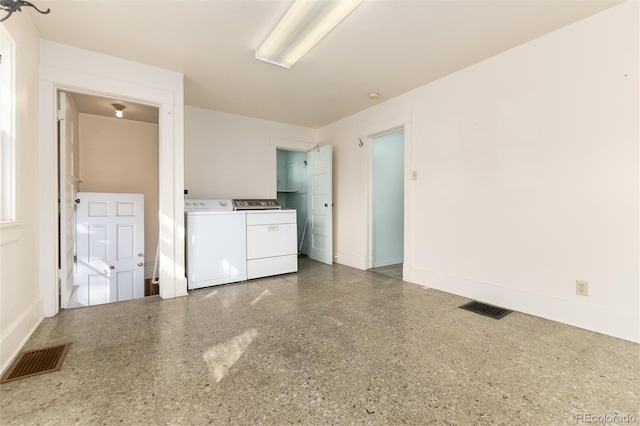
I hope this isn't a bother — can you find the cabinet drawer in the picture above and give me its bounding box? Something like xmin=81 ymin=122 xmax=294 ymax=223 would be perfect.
xmin=246 ymin=211 xmax=296 ymax=226
xmin=247 ymin=223 xmax=297 ymax=259
xmin=247 ymin=255 xmax=297 ymax=279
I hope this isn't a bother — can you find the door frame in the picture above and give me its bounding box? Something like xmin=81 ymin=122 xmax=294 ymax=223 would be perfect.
xmin=57 ymin=90 xmax=76 ymax=309
xmin=368 ymin=128 xmax=405 ymax=269
xmin=39 ymin=42 xmax=187 ymax=317
xmin=362 ymin=122 xmax=413 ymax=281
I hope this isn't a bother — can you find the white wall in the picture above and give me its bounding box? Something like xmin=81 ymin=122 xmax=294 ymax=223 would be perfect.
xmin=319 ymin=1 xmax=639 ymax=342
xmin=0 ymin=17 xmax=43 ymax=373
xmin=184 ymin=106 xmax=316 ymax=199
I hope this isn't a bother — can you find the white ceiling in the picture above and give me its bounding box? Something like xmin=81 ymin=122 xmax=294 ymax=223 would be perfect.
xmin=30 ymin=0 xmax=621 ymax=128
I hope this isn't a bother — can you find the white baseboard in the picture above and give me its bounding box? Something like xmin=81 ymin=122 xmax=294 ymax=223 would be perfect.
xmin=411 ymin=267 xmax=639 ymax=343
xmin=333 ymin=251 xmax=365 ymax=270
xmin=174 ymin=276 xmax=188 ymax=298
xmin=403 ymin=262 xmax=412 ymax=282
xmin=1 ymin=298 xmax=44 ymax=375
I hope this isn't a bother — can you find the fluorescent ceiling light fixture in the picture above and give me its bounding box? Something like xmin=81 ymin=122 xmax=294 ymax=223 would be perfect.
xmin=256 ymin=0 xmax=363 ymax=69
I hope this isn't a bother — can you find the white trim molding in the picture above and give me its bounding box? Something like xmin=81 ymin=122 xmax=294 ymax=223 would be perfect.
xmin=0 ymin=298 xmax=42 ymax=375
xmin=39 ymin=41 xmax=187 ymax=317
xmin=412 ymin=267 xmax=640 ymax=344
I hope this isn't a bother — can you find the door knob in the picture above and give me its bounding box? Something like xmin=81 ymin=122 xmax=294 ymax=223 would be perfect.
xmin=137 ymin=262 xmax=143 ymax=267
xmin=325 ymin=203 xmax=328 ymax=207
xmin=109 ymin=265 xmax=115 ymax=270
xmin=137 ymin=252 xmax=144 ymax=257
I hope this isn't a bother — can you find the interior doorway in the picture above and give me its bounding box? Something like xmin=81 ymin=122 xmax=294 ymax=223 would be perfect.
xmin=277 ymin=149 xmax=309 ymax=255
xmin=276 ymin=145 xmax=333 ymax=265
xmin=40 ymin=43 xmax=186 ymax=318
xmin=369 ymin=128 xmax=404 ymax=279
xmin=57 ymin=90 xmax=160 ymax=309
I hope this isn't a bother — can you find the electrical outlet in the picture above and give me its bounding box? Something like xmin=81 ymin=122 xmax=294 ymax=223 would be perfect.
xmin=576 ymin=280 xmax=589 ymax=296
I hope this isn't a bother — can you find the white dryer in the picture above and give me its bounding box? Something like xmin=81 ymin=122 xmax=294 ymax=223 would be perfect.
xmin=233 ymin=199 xmax=298 ymax=279
xmin=185 ymin=199 xmax=246 ymax=290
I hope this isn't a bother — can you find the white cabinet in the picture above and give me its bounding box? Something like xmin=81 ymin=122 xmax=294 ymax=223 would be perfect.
xmin=246 ymin=210 xmax=297 ymax=279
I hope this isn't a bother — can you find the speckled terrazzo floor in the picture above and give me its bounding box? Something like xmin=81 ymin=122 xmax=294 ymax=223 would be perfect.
xmin=1 ymin=259 xmax=638 ymax=425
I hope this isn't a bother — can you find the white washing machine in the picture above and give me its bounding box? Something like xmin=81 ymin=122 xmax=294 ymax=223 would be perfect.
xmin=185 ymin=199 xmax=246 ymax=290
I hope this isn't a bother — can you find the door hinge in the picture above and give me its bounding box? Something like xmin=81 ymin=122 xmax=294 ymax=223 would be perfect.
xmin=57 ymin=109 xmax=65 ymax=121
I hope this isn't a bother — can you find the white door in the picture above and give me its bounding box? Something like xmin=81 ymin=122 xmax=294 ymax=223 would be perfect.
xmin=76 ymin=192 xmax=145 ymax=306
xmin=307 ymin=145 xmax=333 ymax=265
xmin=58 ymin=91 xmax=77 ymax=309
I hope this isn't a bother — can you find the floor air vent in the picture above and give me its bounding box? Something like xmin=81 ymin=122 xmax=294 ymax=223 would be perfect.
xmin=459 ymin=301 xmax=512 ymax=320
xmin=1 ymin=343 xmax=71 ymax=383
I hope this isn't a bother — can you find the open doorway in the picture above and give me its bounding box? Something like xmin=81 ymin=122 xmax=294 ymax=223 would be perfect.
xmin=40 ymin=42 xmax=186 ymax=318
xmin=369 ymin=128 xmax=404 ymax=279
xmin=277 ymin=149 xmax=309 ymax=256
xmin=276 ymin=145 xmax=333 ymax=265
xmin=57 ymin=90 xmax=160 ymax=309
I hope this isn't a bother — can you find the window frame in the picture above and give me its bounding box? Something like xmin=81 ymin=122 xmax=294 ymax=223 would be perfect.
xmin=0 ymin=27 xmax=15 ymax=222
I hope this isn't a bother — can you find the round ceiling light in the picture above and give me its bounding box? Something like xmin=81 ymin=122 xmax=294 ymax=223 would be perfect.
xmin=112 ymin=103 xmax=126 ymax=119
